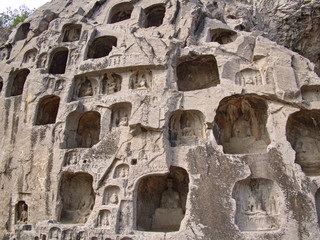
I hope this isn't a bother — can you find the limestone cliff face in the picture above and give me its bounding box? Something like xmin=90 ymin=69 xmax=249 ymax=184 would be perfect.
xmin=0 ymin=0 xmax=320 ymax=239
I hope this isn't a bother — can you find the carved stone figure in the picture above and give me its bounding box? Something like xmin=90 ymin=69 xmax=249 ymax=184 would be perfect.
xmin=102 ymin=73 xmax=121 ymax=94
xmin=152 ymin=178 xmax=184 ymax=231
xmin=97 ymin=210 xmax=110 ymax=227
xmin=114 ymin=164 xmax=129 ymax=178
xmin=129 ymin=70 xmax=152 ymax=90
xmin=78 ymin=78 xmax=93 ymax=98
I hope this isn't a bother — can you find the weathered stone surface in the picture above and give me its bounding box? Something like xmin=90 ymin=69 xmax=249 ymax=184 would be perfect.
xmin=0 ymin=0 xmax=320 ymax=239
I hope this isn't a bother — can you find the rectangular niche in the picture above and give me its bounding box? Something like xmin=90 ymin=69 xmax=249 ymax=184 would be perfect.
xmin=176 ymin=55 xmax=220 ymax=91
xmin=232 ymin=178 xmax=283 ymax=231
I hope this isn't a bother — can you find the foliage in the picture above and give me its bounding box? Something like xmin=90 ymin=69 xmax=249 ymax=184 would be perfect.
xmin=0 ymin=5 xmax=34 ymax=27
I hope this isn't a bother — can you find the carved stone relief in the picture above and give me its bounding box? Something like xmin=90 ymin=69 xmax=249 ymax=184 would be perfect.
xmin=111 ymin=103 xmax=132 ymax=128
xmin=103 ymin=186 xmax=120 ymax=205
xmin=129 ymin=70 xmax=152 ymax=90
xmin=137 ymin=167 xmax=189 ymax=232
xmin=62 ymin=24 xmax=82 ymax=42
xmin=23 ymin=49 xmax=37 ymax=64
xmin=232 ymin=178 xmax=282 ymax=231
xmin=15 ymin=201 xmax=28 ymax=224
xmin=109 ymin=2 xmax=134 ymax=23
xmin=102 ymin=73 xmax=122 ymax=94
xmin=117 ymin=201 xmax=132 ymax=234
xmin=286 ymin=110 xmax=320 ymax=176
xmin=176 ymin=55 xmax=220 ymax=91
xmin=49 ymin=227 xmax=61 ymax=240
xmin=214 ymin=95 xmax=270 ymax=154
xmin=62 ymin=229 xmax=73 ymax=240
xmin=75 ymin=77 xmax=95 ymax=98
xmin=37 ymin=53 xmax=48 ymax=68
xmin=59 ymin=172 xmax=95 ymax=224
xmin=96 ymin=210 xmax=111 ymax=228
xmin=235 ymin=69 xmax=262 ymax=86
xmin=113 ymin=164 xmax=129 ymax=179
xmin=169 ymin=110 xmax=205 ymax=147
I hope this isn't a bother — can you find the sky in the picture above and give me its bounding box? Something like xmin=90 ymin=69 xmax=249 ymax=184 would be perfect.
xmin=0 ymin=0 xmax=50 ymax=13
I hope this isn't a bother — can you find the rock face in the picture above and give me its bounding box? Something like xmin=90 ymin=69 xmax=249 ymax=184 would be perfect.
xmin=0 ymin=0 xmax=320 ymax=239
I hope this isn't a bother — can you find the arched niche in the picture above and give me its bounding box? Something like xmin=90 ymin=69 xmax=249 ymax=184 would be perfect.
xmin=96 ymin=209 xmax=111 ymax=228
xmin=59 ymin=172 xmax=95 ymax=224
xmin=214 ymin=95 xmax=270 ymax=154
xmin=49 ymin=227 xmax=61 ymax=240
xmin=62 ymin=24 xmax=82 ymax=42
xmin=15 ymin=201 xmax=28 ymax=224
xmin=77 ymin=111 xmax=101 ymax=148
xmin=286 ymin=110 xmax=320 ymax=176
xmin=74 ymin=76 xmax=98 ymax=99
xmin=210 ymin=28 xmax=237 ymax=44
xmin=23 ymin=49 xmax=37 ymax=64
xmin=136 ymin=166 xmax=189 ymax=232
xmin=169 ymin=110 xmax=206 ymax=147
xmin=232 ymin=178 xmax=282 ymax=231
xmin=143 ymin=4 xmax=166 ymax=28
xmin=37 ymin=53 xmax=47 ymax=68
xmin=76 ymin=231 xmax=87 ymax=240
xmin=129 ymin=70 xmax=152 ymax=90
xmin=8 ymin=68 xmax=30 ymax=96
xmin=0 ymin=76 xmax=3 ymax=94
xmin=108 ymin=2 xmax=134 ymax=23
xmin=49 ymin=48 xmax=69 ymax=74
xmin=65 ymin=111 xmax=101 ymax=148
xmin=14 ymin=23 xmax=30 ymax=42
xmin=62 ymin=229 xmax=73 ymax=240
xmin=102 ymin=73 xmax=122 ymax=94
xmin=110 ymin=102 xmax=132 ymax=129
xmin=35 ymin=95 xmax=60 ymax=125
xmin=113 ymin=164 xmax=129 ymax=179
xmin=103 ymin=185 xmax=120 ymax=205
xmin=87 ymin=36 xmax=117 ymax=59
xmin=176 ymin=55 xmax=220 ymax=91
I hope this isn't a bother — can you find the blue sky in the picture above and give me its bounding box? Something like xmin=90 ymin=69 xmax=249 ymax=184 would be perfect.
xmin=0 ymin=0 xmax=50 ymax=12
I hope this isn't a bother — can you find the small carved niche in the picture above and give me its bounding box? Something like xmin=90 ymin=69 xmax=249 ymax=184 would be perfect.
xmin=87 ymin=36 xmax=117 ymax=59
xmin=301 ymin=85 xmax=320 ymax=102
xmin=14 ymin=23 xmax=30 ymax=42
xmin=62 ymin=24 xmax=82 ymax=42
xmin=23 ymin=49 xmax=37 ymax=63
xmin=129 ymin=70 xmax=152 ymax=90
xmin=169 ymin=110 xmax=206 ymax=147
xmin=59 ymin=172 xmax=95 ymax=224
xmin=102 ymin=73 xmax=122 ymax=94
xmin=316 ymin=189 xmax=320 ymax=227
xmin=232 ymin=178 xmax=282 ymax=231
xmin=210 ymin=28 xmax=237 ymax=44
xmin=0 ymin=76 xmax=3 ymax=93
xmin=235 ymin=69 xmax=262 ymax=86
xmin=35 ymin=95 xmax=60 ymax=125
xmin=49 ymin=48 xmax=69 ymax=74
xmin=62 ymin=229 xmax=73 ymax=240
xmin=49 ymin=227 xmax=61 ymax=240
xmin=77 ymin=111 xmax=101 ymax=148
xmin=113 ymin=164 xmax=129 ymax=179
xmin=177 ymin=55 xmax=220 ymax=91
xmin=137 ymin=166 xmax=189 ymax=232
xmin=111 ymin=102 xmax=132 ymax=128
xmin=103 ymin=186 xmax=120 ymax=205
xmin=286 ymin=110 xmax=320 ymax=176
xmin=74 ymin=77 xmax=98 ymax=99
xmin=108 ymin=2 xmax=134 ymax=23
xmin=143 ymin=4 xmax=166 ymax=28
xmin=96 ymin=210 xmax=111 ymax=228
xmin=37 ymin=53 xmax=47 ymax=68
xmin=8 ymin=68 xmax=30 ymax=96
xmin=15 ymin=201 xmax=28 ymax=224
xmin=214 ymin=95 xmax=270 ymax=154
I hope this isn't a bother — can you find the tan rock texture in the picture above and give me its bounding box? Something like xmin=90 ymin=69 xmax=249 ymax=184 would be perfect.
xmin=0 ymin=0 xmax=320 ymax=239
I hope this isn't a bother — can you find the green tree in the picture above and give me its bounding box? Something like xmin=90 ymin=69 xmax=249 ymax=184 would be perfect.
xmin=0 ymin=5 xmax=34 ymax=27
